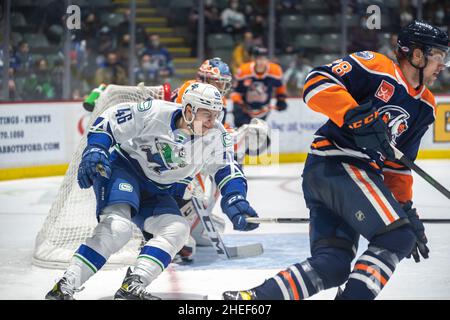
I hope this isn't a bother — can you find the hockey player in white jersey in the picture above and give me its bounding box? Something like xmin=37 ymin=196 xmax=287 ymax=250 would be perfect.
xmin=45 ymin=82 xmax=260 ymax=300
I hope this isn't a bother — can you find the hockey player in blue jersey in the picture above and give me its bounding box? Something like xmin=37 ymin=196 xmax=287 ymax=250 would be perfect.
xmin=223 ymin=20 xmax=449 ymax=300
xmin=45 ymin=82 xmax=259 ymax=300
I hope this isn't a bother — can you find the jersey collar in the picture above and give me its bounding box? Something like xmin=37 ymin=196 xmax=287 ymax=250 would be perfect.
xmin=170 ymin=108 xmax=182 ymax=132
xmin=394 ymin=63 xmax=426 ymax=98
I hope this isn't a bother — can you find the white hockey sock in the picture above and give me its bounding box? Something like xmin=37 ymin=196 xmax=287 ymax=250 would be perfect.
xmin=133 ymin=214 xmax=190 ymax=286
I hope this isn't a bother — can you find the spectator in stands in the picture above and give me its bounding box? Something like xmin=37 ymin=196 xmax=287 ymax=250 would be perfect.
xmin=2 ymin=67 xmax=18 ymax=101
xmin=231 ymin=31 xmax=255 ymax=75
xmin=117 ymin=33 xmax=131 ymax=69
xmin=79 ymin=45 xmax=100 ymax=88
xmin=97 ymin=26 xmax=116 ymax=57
xmin=23 ymin=58 xmax=57 ymax=100
xmin=248 ymin=14 xmax=266 ymax=43
xmin=12 ymin=41 xmax=32 ymax=75
xmin=81 ymin=12 xmax=101 ymax=43
xmin=379 ymin=34 xmax=398 ymax=61
xmin=221 ymin=0 xmax=247 ymax=39
xmin=117 ymin=9 xmax=148 ymax=52
xmin=399 ymin=0 xmax=414 ymax=26
xmin=135 ymin=53 xmax=160 ymax=86
xmin=188 ymin=0 xmax=222 ymax=56
xmin=348 ymin=16 xmax=379 ymax=53
xmin=142 ymin=34 xmax=174 ymax=82
xmin=282 ymin=54 xmax=313 ymax=96
xmin=276 ymin=0 xmax=302 ymax=16
xmin=94 ymin=51 xmax=128 ymax=86
xmin=433 ymin=2 xmax=446 ymax=26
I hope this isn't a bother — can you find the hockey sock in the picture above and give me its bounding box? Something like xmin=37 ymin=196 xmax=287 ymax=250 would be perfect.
xmin=254 ymin=260 xmax=324 ymax=300
xmin=340 ymin=246 xmax=399 ymax=299
xmin=133 ymin=245 xmax=172 ymax=286
xmin=65 ymin=244 xmax=107 ymax=289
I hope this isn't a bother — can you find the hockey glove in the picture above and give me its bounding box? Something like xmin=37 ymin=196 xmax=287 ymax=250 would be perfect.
xmin=403 ymin=201 xmax=429 ymax=263
xmin=77 ymin=145 xmax=111 ymax=189
xmin=275 ymin=98 xmax=288 ymax=111
xmin=221 ymin=193 xmax=259 ymax=231
xmin=344 ymin=102 xmax=395 ymax=160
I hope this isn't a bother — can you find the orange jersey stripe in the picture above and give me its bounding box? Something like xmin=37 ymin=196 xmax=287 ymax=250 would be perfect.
xmin=305 ymin=84 xmax=358 ymax=127
xmin=351 ymin=52 xmax=397 ymax=79
xmin=230 ymin=92 xmax=244 ymax=104
xmin=235 ymin=62 xmax=283 ymax=80
xmin=355 ymin=263 xmax=388 ymax=286
xmin=311 ymin=139 xmax=332 ymax=149
xmin=280 ymin=270 xmax=300 ymax=300
xmin=303 ymin=75 xmax=330 ymax=93
xmin=349 ymin=165 xmax=396 ymax=223
xmin=384 ymin=160 xmax=406 ymax=169
xmin=276 ymin=84 xmax=287 ymax=95
xmin=383 ymin=171 xmax=413 ymax=203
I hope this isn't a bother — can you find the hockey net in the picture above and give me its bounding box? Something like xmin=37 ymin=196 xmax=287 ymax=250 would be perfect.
xmin=32 ymin=84 xmax=171 ymax=269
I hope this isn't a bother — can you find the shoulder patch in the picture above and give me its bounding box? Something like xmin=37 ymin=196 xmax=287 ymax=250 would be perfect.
xmin=137 ymin=100 xmax=153 ymax=112
xmin=119 ymin=183 xmax=133 ymax=192
xmin=375 ymin=80 xmax=395 ymax=103
xmin=221 ymin=132 xmax=232 ymax=147
xmin=354 ymin=51 xmax=375 ymax=60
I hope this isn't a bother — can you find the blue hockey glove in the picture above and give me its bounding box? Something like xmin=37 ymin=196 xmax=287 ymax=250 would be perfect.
xmin=275 ymin=98 xmax=288 ymax=111
xmin=344 ymin=102 xmax=395 ymax=160
xmin=221 ymin=193 xmax=259 ymax=231
xmin=77 ymin=145 xmax=111 ymax=189
xmin=403 ymin=201 xmax=429 ymax=263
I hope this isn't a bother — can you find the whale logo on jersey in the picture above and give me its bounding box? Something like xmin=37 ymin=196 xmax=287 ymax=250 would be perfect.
xmin=141 ymin=140 xmax=187 ymax=174
xmin=378 ymin=105 xmax=410 ymax=145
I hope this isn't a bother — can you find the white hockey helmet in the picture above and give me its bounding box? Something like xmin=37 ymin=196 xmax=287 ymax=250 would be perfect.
xmin=181 ymin=82 xmax=224 ymax=124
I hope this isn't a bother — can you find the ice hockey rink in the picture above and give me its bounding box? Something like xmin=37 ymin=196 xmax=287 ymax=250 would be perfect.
xmin=0 ymin=161 xmax=449 ymax=300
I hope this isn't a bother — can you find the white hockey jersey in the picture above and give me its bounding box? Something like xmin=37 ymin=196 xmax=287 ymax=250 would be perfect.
xmin=88 ymin=99 xmax=245 ymax=191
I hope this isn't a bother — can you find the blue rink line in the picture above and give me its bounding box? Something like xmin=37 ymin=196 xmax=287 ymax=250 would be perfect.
xmin=174 ymin=233 xmax=370 ymax=271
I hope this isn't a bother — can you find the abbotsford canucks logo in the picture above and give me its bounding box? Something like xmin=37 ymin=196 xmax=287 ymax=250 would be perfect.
xmin=378 ymin=105 xmax=410 ymax=145
xmin=141 ymin=140 xmax=187 ymax=174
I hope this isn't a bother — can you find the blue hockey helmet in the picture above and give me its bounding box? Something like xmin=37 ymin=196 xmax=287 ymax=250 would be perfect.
xmin=197 ymin=57 xmax=232 ymax=95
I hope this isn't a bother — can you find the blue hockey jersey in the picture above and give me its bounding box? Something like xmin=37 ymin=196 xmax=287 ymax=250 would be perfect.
xmin=302 ymin=51 xmax=437 ymax=203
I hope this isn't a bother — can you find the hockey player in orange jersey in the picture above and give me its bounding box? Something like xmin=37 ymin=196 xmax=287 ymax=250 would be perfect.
xmin=223 ymin=20 xmax=449 ymax=300
xmin=231 ymin=46 xmax=288 ymax=128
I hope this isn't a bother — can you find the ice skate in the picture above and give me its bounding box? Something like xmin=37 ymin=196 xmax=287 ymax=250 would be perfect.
xmin=114 ymin=268 xmax=161 ymax=300
xmin=45 ymin=277 xmax=76 ymax=300
xmin=222 ymin=289 xmax=257 ymax=300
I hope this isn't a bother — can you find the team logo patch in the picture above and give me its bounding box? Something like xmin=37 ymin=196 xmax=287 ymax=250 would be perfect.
xmin=355 ymin=210 xmax=365 ymax=221
xmin=375 ymin=80 xmax=395 ymax=103
xmin=221 ymin=132 xmax=232 ymax=147
xmin=379 ymin=105 xmax=410 ymax=145
xmin=137 ymin=100 xmax=152 ymax=112
xmin=119 ymin=183 xmax=133 ymax=192
xmin=355 ymin=51 xmax=374 ymax=60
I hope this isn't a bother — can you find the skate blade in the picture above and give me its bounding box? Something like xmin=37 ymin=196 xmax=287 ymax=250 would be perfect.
xmin=99 ymin=292 xmax=208 ymax=300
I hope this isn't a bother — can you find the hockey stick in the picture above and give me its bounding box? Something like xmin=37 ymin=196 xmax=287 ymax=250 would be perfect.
xmin=191 ymin=195 xmax=263 ymax=259
xmin=246 ymin=217 xmax=450 ymax=224
xmin=392 ymin=146 xmax=450 ymax=200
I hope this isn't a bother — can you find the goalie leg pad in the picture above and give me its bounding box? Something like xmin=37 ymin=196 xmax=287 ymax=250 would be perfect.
xmin=133 ymin=214 xmax=190 ymax=286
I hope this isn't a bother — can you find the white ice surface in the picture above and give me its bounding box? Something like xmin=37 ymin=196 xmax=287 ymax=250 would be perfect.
xmin=0 ymin=161 xmax=449 ymax=300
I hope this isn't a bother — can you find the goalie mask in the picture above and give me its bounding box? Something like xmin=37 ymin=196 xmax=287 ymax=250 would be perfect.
xmin=197 ymin=58 xmax=232 ymax=95
xmin=181 ymin=82 xmax=224 ymax=134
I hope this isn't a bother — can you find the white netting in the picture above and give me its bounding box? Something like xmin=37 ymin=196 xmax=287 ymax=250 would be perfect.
xmin=33 ymin=84 xmax=169 ymax=269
